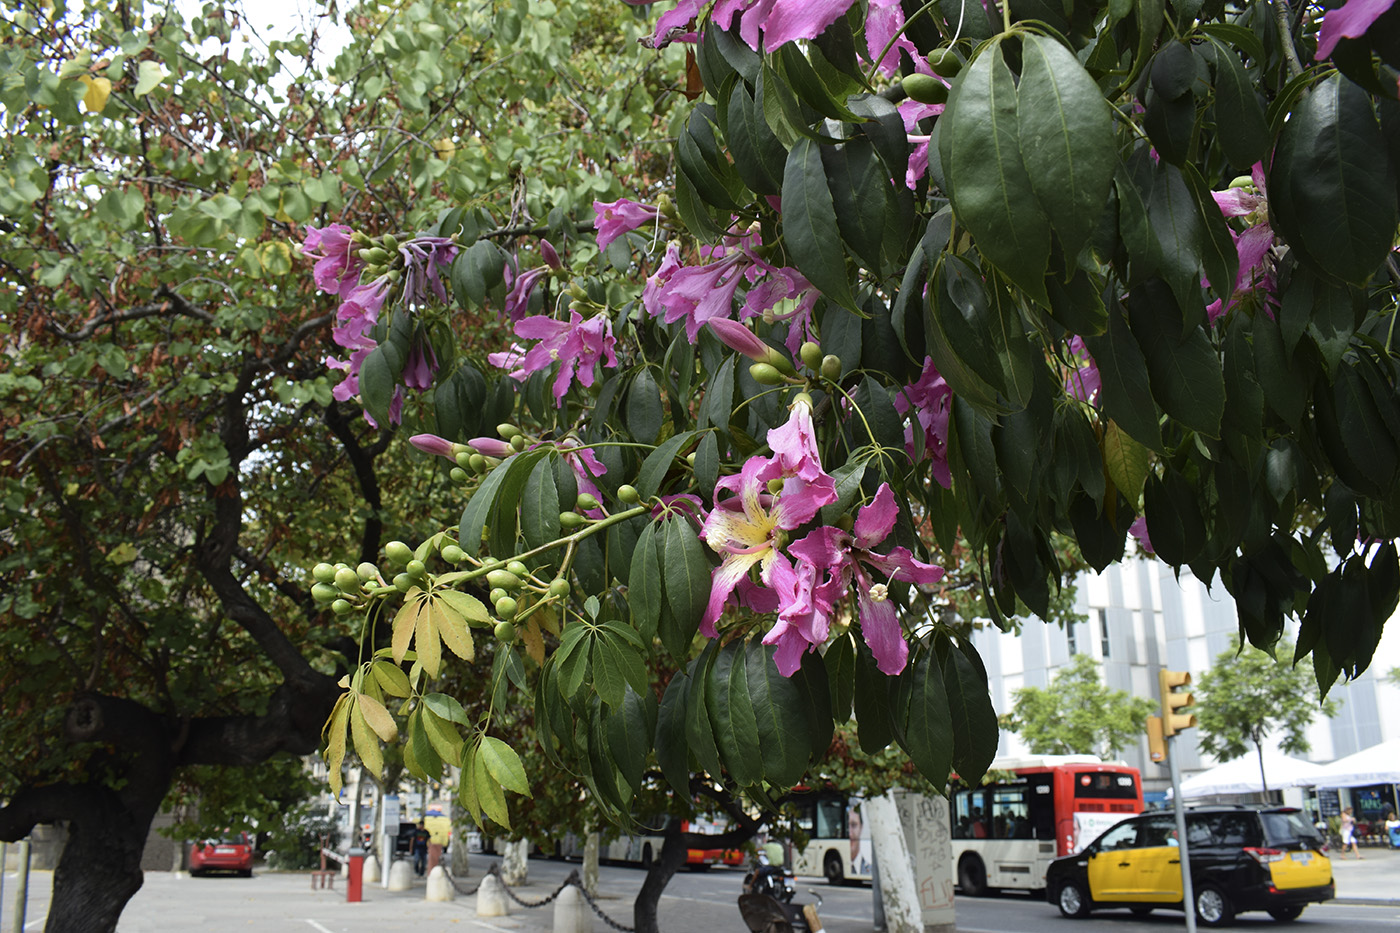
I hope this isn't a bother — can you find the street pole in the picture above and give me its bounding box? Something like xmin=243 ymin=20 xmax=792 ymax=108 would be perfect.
xmin=10 ymin=839 xmax=30 ymax=933
xmin=1167 ymin=734 xmax=1197 ymax=933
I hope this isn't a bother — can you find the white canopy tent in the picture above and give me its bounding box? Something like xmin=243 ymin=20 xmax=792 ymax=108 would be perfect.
xmin=1172 ymin=749 xmax=1328 ymax=799
xmin=1309 ymin=738 xmax=1400 ymax=788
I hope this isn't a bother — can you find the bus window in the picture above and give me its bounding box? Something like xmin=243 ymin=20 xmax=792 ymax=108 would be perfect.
xmin=990 ymin=786 xmax=1031 ymax=839
xmin=953 ymin=789 xmax=989 ymax=839
xmin=1029 ymin=776 xmax=1055 ymax=840
xmin=814 ymin=797 xmax=846 ymax=839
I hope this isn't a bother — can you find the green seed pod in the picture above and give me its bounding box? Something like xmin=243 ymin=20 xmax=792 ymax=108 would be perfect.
xmin=456 ymin=451 xmax=473 ymax=469
xmin=356 ymin=562 xmax=380 ymax=582
xmin=505 ymin=560 xmax=529 ymax=577
xmin=469 ymin=454 xmax=487 ymax=473
xmin=406 ymin=559 xmax=427 ymax=579
xmin=926 ymin=48 xmax=963 ymax=78
xmin=617 ymin=484 xmax=641 ymax=504
xmin=486 ymin=569 xmax=522 ymax=590
xmin=312 ymin=562 xmax=338 ymax=584
xmin=494 ymin=620 xmax=517 ymax=642
xmin=334 ymin=567 xmax=361 ymax=592
xmin=385 ymin=541 xmax=413 ymax=565
xmin=495 ymin=596 xmax=518 ymax=619
xmin=799 ymin=341 xmax=823 ymax=370
xmin=509 ymin=434 xmax=528 ymax=451
xmin=383 ymin=234 xmax=399 ymax=252
xmin=559 ymin=510 xmax=584 ymax=528
xmin=820 ymin=354 xmax=842 ymax=381
xmin=902 ymin=73 xmax=948 ymax=105
xmin=441 ymin=544 xmax=466 ymax=564
xmin=548 ymin=578 xmax=570 ymax=598
xmin=331 ymin=598 xmax=353 ymax=615
xmin=575 ymin=492 xmax=600 ymax=511
xmin=311 ymin=582 xmax=339 ymax=603
xmin=450 ymin=467 xmax=469 ymax=483
xmin=496 ymin=423 xmax=522 ymax=439
xmin=490 ymin=587 xmax=509 ymax=605
xmin=749 ymin=362 xmax=785 ymax=385
xmin=393 ymin=572 xmax=413 ymax=592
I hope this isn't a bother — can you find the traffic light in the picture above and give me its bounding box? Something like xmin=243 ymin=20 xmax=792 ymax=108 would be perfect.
xmin=1159 ymin=669 xmax=1196 ymax=737
xmin=1147 ymin=716 xmax=1166 ymax=762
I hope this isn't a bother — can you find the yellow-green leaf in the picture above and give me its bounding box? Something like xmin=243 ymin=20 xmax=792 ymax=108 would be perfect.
xmin=459 ymin=743 xmax=481 ymax=825
xmin=370 ymin=660 xmax=412 ymax=697
xmin=357 ymin=692 xmax=398 ymax=743
xmin=479 ymin=736 xmax=531 ymax=797
xmin=437 ymin=589 xmax=491 ymax=624
xmin=432 ymin=598 xmax=475 ymax=662
xmin=421 ymin=708 xmax=465 ymax=766
xmin=416 ymin=597 xmax=441 ymax=678
xmin=1102 ymin=419 xmax=1150 ymax=506
xmin=391 ymin=595 xmax=422 ymax=664
xmin=79 ymin=76 xmax=111 ymax=113
xmin=349 ymin=697 xmax=383 ymax=779
xmin=521 ymin=616 xmax=545 ymax=666
xmin=323 ymin=693 xmax=350 ymax=798
xmin=134 ymin=60 xmax=165 ymax=97
xmin=473 ymin=746 xmax=510 ymax=828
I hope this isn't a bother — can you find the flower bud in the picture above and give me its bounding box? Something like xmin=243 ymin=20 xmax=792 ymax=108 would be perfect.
xmin=799 ymin=341 xmax=823 ymax=370
xmin=441 ymin=544 xmax=466 ymax=564
xmin=617 ymin=484 xmax=641 ymax=504
xmin=356 ymin=562 xmax=380 ymax=582
xmin=576 ymin=492 xmax=600 ymax=511
xmin=385 ymin=541 xmax=413 ymax=565
xmin=450 ymin=467 xmax=469 ymax=483
xmin=406 ymin=559 xmax=427 ymax=579
xmin=495 ymin=620 xmax=517 ymax=642
xmin=510 ymin=434 xmax=528 ymax=451
xmin=559 ymin=510 xmax=584 ymax=528
xmin=312 ymin=582 xmax=339 ymax=603
xmin=469 ymin=437 xmax=513 ymax=458
xmin=496 ymin=423 xmax=522 ymax=440
xmin=335 ymin=567 xmax=361 ymax=592
xmin=821 ymin=355 xmax=842 ymax=381
xmin=495 ymin=596 xmax=518 ymax=619
xmin=469 ymin=453 xmax=487 ymax=473
xmin=506 ymin=560 xmax=529 ymax=577
xmin=410 ymin=433 xmax=466 ymax=461
xmin=312 ymin=562 xmax=338 ymax=584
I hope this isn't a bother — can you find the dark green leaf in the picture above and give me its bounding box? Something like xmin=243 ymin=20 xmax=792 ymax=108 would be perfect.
xmin=629 ymin=522 xmax=662 ymax=642
xmin=656 ymin=672 xmax=693 ymax=796
xmin=1126 ymin=281 xmax=1225 ymax=438
xmin=745 ymin=640 xmax=813 ymax=787
xmin=520 ymin=455 xmax=561 ymax=551
xmin=706 ymin=642 xmax=763 ymax=786
xmin=895 ymin=645 xmax=954 ymax=786
xmin=627 ymin=369 xmax=664 ymax=444
xmin=1208 ymin=38 xmax=1269 ymax=168
xmin=1082 ymin=302 xmax=1162 ymax=450
xmin=637 ymin=430 xmax=697 ymax=500
xmin=783 ymin=137 xmax=858 ymax=311
xmin=943 ymin=641 xmax=998 ymax=784
xmin=663 ymin=517 xmax=710 ymax=645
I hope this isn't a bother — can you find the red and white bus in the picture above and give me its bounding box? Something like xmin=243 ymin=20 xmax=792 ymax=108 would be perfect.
xmin=950 ymin=754 xmax=1142 ymax=896
xmin=789 ymin=755 xmax=1142 ymax=893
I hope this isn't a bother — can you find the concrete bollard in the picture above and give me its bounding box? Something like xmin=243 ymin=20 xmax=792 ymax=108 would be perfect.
xmin=476 ymin=873 xmax=509 ymax=917
xmin=361 ymin=853 xmax=380 ymax=887
xmin=552 ymin=884 xmax=593 ymax=933
xmin=387 ymin=858 xmax=415 ymax=891
xmin=425 ymin=865 xmax=455 ymax=902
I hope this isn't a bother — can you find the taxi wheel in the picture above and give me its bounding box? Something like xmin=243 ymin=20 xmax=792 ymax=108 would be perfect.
xmin=1057 ymin=880 xmax=1091 ymax=919
xmin=1195 ymin=884 xmax=1236 ymax=927
xmin=1267 ymin=906 xmax=1304 ymax=922
xmin=1130 ymin=907 xmax=1153 ymax=917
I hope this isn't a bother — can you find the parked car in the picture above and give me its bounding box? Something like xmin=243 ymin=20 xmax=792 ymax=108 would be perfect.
xmin=189 ymin=831 xmax=254 ymax=877
xmin=1046 ymin=806 xmax=1332 ymax=926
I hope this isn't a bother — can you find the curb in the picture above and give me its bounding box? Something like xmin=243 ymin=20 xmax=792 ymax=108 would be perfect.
xmin=1333 ymin=896 xmax=1400 ymax=907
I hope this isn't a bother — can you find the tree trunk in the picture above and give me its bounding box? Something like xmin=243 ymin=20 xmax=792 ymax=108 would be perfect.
xmin=45 ymin=790 xmax=157 ymax=933
xmin=866 ymin=793 xmax=923 ymax=933
xmin=633 ymin=822 xmax=688 ymax=933
xmin=582 ymin=831 xmax=600 ymax=896
xmin=501 ymin=838 xmax=529 ymax=885
xmin=1256 ymin=740 xmax=1270 ymax=795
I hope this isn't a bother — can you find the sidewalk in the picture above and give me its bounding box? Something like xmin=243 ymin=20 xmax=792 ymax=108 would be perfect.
xmin=1329 ymin=840 xmax=1400 ymax=906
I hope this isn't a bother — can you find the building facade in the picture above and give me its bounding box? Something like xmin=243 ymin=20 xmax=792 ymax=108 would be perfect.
xmin=973 ymin=559 xmax=1400 ymax=801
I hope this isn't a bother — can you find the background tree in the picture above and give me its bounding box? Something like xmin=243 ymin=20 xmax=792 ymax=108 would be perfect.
xmin=1003 ymin=654 xmax=1157 ymax=758
xmin=1195 ymin=636 xmax=1340 ymax=793
xmin=0 ymin=1 xmax=685 ymax=929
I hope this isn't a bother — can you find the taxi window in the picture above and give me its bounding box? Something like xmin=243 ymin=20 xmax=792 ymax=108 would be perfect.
xmin=1136 ymin=815 xmax=1178 ymax=847
xmin=1184 ymin=816 xmax=1214 ymax=848
xmin=1213 ymin=813 xmax=1258 ymax=847
xmin=1097 ymin=821 xmax=1141 ymax=850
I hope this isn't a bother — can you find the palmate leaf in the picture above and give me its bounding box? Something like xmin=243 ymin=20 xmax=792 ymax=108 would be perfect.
xmin=1017 ymin=33 xmax=1116 ymax=262
xmin=940 ymin=37 xmax=1051 ymax=306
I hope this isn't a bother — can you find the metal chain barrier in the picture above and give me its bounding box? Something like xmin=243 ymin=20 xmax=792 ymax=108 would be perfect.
xmin=451 ymin=863 xmax=636 ymax=932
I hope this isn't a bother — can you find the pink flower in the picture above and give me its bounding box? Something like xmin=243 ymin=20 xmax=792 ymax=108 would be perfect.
xmin=468 ymin=437 xmax=513 ymax=458
xmin=711 ymin=0 xmax=856 ymax=53
xmin=558 ymin=437 xmax=608 ymax=511
xmin=788 ymin=484 xmax=944 ymax=675
xmin=642 ymin=242 xmax=684 ymax=317
xmin=1129 ymin=514 xmax=1154 ymax=554
xmin=303 ymin=224 xmax=363 ymax=298
xmin=403 ymin=341 xmax=438 ymax=390
xmin=398 ymin=236 xmax=458 ymax=307
xmin=707 ymin=318 xmax=771 ymax=361
xmin=1064 ymin=336 xmax=1101 ymax=406
xmin=766 ymin=396 xmax=825 ymax=485
xmin=899 ymin=96 xmax=945 ymax=190
xmin=506 ymin=310 xmax=619 ymax=406
xmin=502 ymin=242 xmax=562 ymax=323
xmin=1316 ymin=0 xmax=1396 ymax=60
xmin=1207 ymin=163 xmax=1277 ymax=322
xmin=593 ymin=199 xmax=660 ymax=250
xmin=645 ymin=0 xmax=702 ymax=48
xmin=895 ymin=358 xmax=952 ymax=489
xmin=865 ymin=0 xmax=920 ymax=76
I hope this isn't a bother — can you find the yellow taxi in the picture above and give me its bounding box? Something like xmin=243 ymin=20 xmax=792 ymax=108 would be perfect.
xmin=1045 ymin=806 xmax=1333 ymax=926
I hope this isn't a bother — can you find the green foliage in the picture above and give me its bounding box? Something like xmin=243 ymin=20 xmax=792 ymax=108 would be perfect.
xmin=1004 ymin=654 xmax=1158 ymax=758
xmin=1195 ymin=636 xmax=1340 ymax=764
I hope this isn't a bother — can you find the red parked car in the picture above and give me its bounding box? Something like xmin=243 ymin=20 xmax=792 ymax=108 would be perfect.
xmin=189 ymin=831 xmax=254 ymax=877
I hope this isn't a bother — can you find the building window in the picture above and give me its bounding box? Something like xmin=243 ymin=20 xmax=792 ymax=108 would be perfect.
xmin=1067 ymin=622 xmax=1077 ymax=655
xmin=1098 ymin=609 xmax=1111 ymax=658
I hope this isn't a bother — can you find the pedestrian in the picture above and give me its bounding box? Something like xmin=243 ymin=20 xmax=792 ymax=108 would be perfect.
xmin=1340 ymin=807 xmax=1362 ymax=859
xmin=412 ymin=820 xmax=431 ymax=876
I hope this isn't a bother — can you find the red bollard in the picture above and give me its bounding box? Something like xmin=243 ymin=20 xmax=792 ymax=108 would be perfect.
xmin=346 ymin=848 xmax=365 ymax=903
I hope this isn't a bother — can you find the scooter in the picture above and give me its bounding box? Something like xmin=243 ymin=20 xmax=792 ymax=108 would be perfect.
xmin=738 ymin=851 xmax=824 ymax=933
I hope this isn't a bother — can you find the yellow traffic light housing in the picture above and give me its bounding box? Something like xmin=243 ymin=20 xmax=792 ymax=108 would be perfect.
xmin=1147 ymin=715 xmax=1166 ymax=762
xmin=1159 ymin=669 xmax=1196 ymax=737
